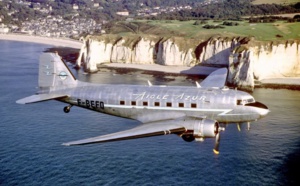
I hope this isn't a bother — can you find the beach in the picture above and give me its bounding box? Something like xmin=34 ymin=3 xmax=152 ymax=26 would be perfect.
xmin=102 ymin=63 xmax=218 ymax=75
xmin=0 ymin=34 xmax=82 ymax=49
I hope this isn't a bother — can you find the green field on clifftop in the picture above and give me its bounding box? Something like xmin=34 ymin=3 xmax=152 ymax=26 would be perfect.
xmin=126 ymin=20 xmax=300 ymax=41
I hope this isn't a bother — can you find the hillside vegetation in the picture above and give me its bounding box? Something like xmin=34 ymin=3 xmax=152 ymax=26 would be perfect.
xmin=252 ymin=0 xmax=300 ymax=5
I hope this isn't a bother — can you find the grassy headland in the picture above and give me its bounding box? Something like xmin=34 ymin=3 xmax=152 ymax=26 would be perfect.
xmin=101 ymin=19 xmax=300 ymax=42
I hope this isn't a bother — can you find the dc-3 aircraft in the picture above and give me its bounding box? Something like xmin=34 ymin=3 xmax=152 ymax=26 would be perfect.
xmin=17 ymin=53 xmax=269 ymax=154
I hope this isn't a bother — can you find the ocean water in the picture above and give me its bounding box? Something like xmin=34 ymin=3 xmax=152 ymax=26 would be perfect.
xmin=0 ymin=40 xmax=300 ymax=186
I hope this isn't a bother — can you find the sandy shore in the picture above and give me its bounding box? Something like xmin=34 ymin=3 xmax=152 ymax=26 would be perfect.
xmin=260 ymin=78 xmax=300 ymax=85
xmin=0 ymin=34 xmax=82 ymax=49
xmin=103 ymin=63 xmax=218 ymax=75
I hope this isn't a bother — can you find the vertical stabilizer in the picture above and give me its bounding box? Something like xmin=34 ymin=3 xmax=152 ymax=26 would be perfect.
xmin=39 ymin=53 xmax=77 ymax=92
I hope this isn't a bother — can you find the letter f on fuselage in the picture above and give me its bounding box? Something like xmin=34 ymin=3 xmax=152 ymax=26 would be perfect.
xmin=16 ymin=53 xmax=269 ymax=154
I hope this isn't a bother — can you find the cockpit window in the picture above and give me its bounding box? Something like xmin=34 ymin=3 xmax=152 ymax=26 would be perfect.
xmin=247 ymin=98 xmax=255 ymax=103
xmin=237 ymin=98 xmax=255 ymax=105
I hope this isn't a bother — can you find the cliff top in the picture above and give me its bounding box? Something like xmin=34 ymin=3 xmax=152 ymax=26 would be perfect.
xmin=99 ymin=20 xmax=300 ymax=42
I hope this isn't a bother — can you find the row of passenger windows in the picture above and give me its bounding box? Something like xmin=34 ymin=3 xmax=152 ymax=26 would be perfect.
xmin=120 ymin=100 xmax=197 ymax=108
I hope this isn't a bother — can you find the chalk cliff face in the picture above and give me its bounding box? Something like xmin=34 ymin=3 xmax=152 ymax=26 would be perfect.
xmin=227 ymin=41 xmax=300 ymax=90
xmin=228 ymin=47 xmax=255 ymax=91
xmin=251 ymin=42 xmax=300 ymax=79
xmin=77 ymin=35 xmax=300 ymax=90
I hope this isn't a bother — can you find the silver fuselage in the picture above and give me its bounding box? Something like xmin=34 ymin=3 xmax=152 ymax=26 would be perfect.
xmin=53 ymin=81 xmax=269 ymax=124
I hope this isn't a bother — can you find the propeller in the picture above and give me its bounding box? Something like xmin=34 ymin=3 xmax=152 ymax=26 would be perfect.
xmin=213 ymin=132 xmax=221 ymax=154
xmin=213 ymin=126 xmax=225 ymax=155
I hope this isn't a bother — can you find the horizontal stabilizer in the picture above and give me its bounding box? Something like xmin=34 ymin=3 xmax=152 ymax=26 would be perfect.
xmin=63 ymin=122 xmax=187 ymax=146
xmin=200 ymin=68 xmax=228 ymax=88
xmin=16 ymin=94 xmax=69 ymax=104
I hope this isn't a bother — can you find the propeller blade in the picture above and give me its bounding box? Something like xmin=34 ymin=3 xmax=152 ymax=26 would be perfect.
xmin=247 ymin=122 xmax=251 ymax=130
xmin=213 ymin=132 xmax=220 ymax=155
xmin=237 ymin=123 xmax=241 ymax=131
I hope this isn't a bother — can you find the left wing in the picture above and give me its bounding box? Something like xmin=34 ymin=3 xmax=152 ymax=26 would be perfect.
xmin=62 ymin=121 xmax=187 ymax=146
xmin=63 ymin=117 xmax=220 ymax=154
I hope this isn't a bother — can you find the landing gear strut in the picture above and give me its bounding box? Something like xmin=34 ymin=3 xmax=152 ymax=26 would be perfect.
xmin=63 ymin=105 xmax=73 ymax=113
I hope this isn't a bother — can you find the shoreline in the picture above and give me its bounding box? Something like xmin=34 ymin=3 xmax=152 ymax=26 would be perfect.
xmin=0 ymin=33 xmax=82 ymax=49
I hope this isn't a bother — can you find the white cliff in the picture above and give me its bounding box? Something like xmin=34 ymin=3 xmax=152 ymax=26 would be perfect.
xmin=156 ymin=38 xmax=195 ymax=66
xmin=110 ymin=38 xmax=132 ymax=63
xmin=228 ymin=41 xmax=300 ymax=90
xmin=228 ymin=47 xmax=255 ymax=91
xmin=76 ymin=35 xmax=300 ymax=89
xmin=251 ymin=41 xmax=300 ymax=79
xmin=132 ymin=37 xmax=156 ymax=64
xmin=197 ymin=37 xmax=240 ymax=65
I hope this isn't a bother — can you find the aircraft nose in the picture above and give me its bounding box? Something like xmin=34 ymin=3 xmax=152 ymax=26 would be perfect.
xmin=246 ymin=101 xmax=270 ymax=117
xmin=254 ymin=102 xmax=270 ymax=117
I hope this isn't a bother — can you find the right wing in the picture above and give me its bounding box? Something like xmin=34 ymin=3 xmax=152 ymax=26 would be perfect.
xmin=16 ymin=94 xmax=69 ymax=104
xmin=200 ymin=68 xmax=228 ymax=88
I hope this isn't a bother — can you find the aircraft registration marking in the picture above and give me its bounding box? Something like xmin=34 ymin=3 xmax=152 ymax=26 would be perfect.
xmin=77 ymin=99 xmax=104 ymax=109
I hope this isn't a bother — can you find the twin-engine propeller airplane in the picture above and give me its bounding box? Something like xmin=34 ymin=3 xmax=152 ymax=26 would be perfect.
xmin=17 ymin=53 xmax=269 ymax=154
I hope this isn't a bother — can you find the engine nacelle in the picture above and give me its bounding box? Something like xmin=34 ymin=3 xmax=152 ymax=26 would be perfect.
xmin=181 ymin=119 xmax=219 ymax=142
xmin=193 ymin=119 xmax=218 ymax=138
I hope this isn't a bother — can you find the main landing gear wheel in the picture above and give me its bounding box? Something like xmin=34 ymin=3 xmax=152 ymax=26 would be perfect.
xmin=63 ymin=105 xmax=72 ymax=113
xmin=182 ymin=134 xmax=195 ymax=142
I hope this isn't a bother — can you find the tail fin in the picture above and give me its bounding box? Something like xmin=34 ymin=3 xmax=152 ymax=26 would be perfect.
xmin=16 ymin=52 xmax=75 ymax=104
xmin=39 ymin=52 xmax=77 ymax=93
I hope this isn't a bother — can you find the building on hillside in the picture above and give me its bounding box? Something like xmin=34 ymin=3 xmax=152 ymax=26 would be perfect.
xmin=0 ymin=26 xmax=9 ymax=33
xmin=73 ymin=4 xmax=79 ymax=10
xmin=116 ymin=11 xmax=129 ymax=16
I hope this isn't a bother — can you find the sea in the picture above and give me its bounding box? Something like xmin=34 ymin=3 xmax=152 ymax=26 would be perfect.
xmin=0 ymin=40 xmax=300 ymax=186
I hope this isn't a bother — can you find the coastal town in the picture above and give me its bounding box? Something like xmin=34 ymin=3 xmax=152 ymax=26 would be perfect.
xmin=0 ymin=0 xmax=221 ymax=38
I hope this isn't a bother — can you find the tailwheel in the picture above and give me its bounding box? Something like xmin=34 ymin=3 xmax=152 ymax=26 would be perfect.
xmin=63 ymin=105 xmax=72 ymax=113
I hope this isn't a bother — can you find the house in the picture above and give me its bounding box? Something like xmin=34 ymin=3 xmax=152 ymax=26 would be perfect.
xmin=0 ymin=27 xmax=9 ymax=33
xmin=116 ymin=11 xmax=129 ymax=16
xmin=73 ymin=4 xmax=79 ymax=10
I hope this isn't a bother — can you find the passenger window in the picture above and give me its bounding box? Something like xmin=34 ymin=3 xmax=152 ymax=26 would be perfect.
xmin=191 ymin=103 xmax=197 ymax=108
xmin=120 ymin=100 xmax=125 ymax=105
xmin=131 ymin=101 xmax=136 ymax=106
xmin=143 ymin=101 xmax=148 ymax=106
xmin=155 ymin=102 xmax=160 ymax=106
xmin=166 ymin=102 xmax=172 ymax=107
xmin=179 ymin=103 xmax=184 ymax=107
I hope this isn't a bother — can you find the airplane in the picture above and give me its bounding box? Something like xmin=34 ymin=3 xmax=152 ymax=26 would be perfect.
xmin=16 ymin=52 xmax=269 ymax=154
